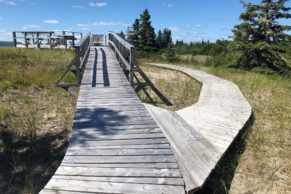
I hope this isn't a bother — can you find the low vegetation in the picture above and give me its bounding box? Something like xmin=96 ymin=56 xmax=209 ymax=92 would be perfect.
xmin=0 ymin=48 xmax=76 ymax=194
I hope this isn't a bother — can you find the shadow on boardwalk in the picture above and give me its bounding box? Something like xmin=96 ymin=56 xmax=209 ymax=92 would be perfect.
xmin=196 ymin=114 xmax=254 ymax=194
xmin=0 ymin=106 xmax=128 ymax=194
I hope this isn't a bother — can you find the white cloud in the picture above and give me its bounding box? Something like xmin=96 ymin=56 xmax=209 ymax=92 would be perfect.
xmin=76 ymin=24 xmax=90 ymax=27
xmin=43 ymin=19 xmax=59 ymax=24
xmin=22 ymin=25 xmax=39 ymax=30
xmin=169 ymin=26 xmax=183 ymax=32
xmin=72 ymin=5 xmax=84 ymax=9
xmin=2 ymin=0 xmax=16 ymax=6
xmin=162 ymin=3 xmax=173 ymax=8
xmin=93 ymin=21 xmax=128 ymax=26
xmin=28 ymin=24 xmax=39 ymax=28
xmin=77 ymin=27 xmax=90 ymax=31
xmin=0 ymin=17 xmax=2 ymax=20
xmin=89 ymin=2 xmax=107 ymax=7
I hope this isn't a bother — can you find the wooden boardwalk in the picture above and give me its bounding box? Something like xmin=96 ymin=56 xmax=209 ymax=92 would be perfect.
xmin=40 ymin=31 xmax=252 ymax=193
xmin=40 ymin=47 xmax=185 ymax=194
xmin=146 ymin=63 xmax=252 ymax=193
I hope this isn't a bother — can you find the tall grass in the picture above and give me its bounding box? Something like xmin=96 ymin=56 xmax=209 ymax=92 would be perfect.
xmin=0 ymin=48 xmax=76 ymax=194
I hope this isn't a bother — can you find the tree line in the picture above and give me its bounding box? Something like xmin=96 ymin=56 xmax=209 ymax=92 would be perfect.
xmin=127 ymin=9 xmax=176 ymax=60
xmin=126 ymin=1 xmax=290 ymax=73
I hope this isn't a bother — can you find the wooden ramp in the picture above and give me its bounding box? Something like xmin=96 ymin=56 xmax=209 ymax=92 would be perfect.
xmin=40 ymin=48 xmax=185 ymax=194
xmin=145 ymin=63 xmax=252 ymax=193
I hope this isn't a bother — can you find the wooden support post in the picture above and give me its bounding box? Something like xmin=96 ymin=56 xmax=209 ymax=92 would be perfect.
xmin=24 ymin=32 xmax=28 ymax=48
xmin=72 ymin=32 xmax=75 ymax=47
xmin=36 ymin=32 xmax=40 ymax=48
xmin=13 ymin=32 xmax=17 ymax=47
xmin=49 ymin=32 xmax=52 ymax=48
xmin=129 ymin=47 xmax=135 ymax=85
xmin=75 ymin=47 xmax=81 ymax=84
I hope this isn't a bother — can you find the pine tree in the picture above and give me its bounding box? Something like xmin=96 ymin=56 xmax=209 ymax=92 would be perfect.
xmin=233 ymin=0 xmax=291 ymax=72
xmin=139 ymin=9 xmax=157 ymax=53
xmin=156 ymin=30 xmax=163 ymax=50
xmin=128 ymin=19 xmax=140 ymax=48
xmin=161 ymin=28 xmax=172 ymax=48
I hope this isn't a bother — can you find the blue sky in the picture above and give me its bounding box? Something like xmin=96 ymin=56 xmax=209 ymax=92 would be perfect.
xmin=0 ymin=0 xmax=290 ymax=42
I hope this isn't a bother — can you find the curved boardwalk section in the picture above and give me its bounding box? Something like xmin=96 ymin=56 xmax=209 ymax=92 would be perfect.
xmin=145 ymin=63 xmax=252 ymax=193
xmin=40 ymin=49 xmax=185 ymax=194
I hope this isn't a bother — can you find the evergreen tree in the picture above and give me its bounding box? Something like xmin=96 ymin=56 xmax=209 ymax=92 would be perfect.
xmin=163 ymin=43 xmax=176 ymax=62
xmin=139 ymin=9 xmax=157 ymax=53
xmin=233 ymin=0 xmax=291 ymax=72
xmin=128 ymin=19 xmax=140 ymax=48
xmin=156 ymin=30 xmax=163 ymax=50
xmin=162 ymin=28 xmax=172 ymax=48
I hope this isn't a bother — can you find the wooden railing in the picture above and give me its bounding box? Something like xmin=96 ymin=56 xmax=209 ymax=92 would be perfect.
xmin=108 ymin=32 xmax=171 ymax=105
xmin=12 ymin=31 xmax=83 ymax=49
xmin=108 ymin=32 xmax=135 ymax=84
xmin=56 ymin=33 xmax=91 ymax=88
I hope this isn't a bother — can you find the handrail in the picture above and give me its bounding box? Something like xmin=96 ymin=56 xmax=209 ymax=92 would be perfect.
xmin=108 ymin=32 xmax=135 ymax=84
xmin=56 ymin=33 xmax=91 ymax=87
xmin=75 ymin=33 xmax=91 ymax=69
xmin=107 ymin=32 xmax=171 ymax=105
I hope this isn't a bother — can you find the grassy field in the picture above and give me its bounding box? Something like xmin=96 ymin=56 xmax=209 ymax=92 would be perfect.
xmin=139 ymin=58 xmax=291 ymax=194
xmin=0 ymin=48 xmax=76 ymax=194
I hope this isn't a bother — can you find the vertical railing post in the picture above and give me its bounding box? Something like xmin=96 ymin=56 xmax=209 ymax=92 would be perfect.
xmin=72 ymin=32 xmax=75 ymax=47
xmin=13 ymin=32 xmax=17 ymax=47
xmin=129 ymin=47 xmax=135 ymax=85
xmin=75 ymin=47 xmax=81 ymax=84
xmin=49 ymin=32 xmax=52 ymax=48
xmin=36 ymin=32 xmax=40 ymax=48
xmin=24 ymin=32 xmax=28 ymax=48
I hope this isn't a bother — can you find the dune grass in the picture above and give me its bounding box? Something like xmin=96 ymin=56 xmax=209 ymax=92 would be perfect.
xmin=0 ymin=48 xmax=76 ymax=194
xmin=137 ymin=60 xmax=201 ymax=111
xmin=138 ymin=58 xmax=291 ymax=194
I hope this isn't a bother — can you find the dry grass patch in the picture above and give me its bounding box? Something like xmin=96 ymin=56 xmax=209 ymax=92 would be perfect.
xmin=138 ymin=61 xmax=201 ymax=111
xmin=0 ymin=48 xmax=76 ymax=194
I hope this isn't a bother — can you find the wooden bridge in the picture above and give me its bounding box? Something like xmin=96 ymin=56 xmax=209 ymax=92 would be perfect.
xmin=40 ymin=33 xmax=252 ymax=194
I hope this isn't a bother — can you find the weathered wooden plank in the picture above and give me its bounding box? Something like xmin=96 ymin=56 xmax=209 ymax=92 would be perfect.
xmin=62 ymin=155 xmax=177 ymax=164
xmin=69 ymin=138 xmax=170 ymax=147
xmin=66 ymin=148 xmax=174 ymax=156
xmin=54 ymin=166 xmax=182 ymax=178
xmin=60 ymin=162 xmax=178 ymax=169
xmin=51 ymin=176 xmax=184 ymax=186
xmin=67 ymin=143 xmax=171 ymax=150
xmin=42 ymin=179 xmax=185 ymax=194
xmin=69 ymin=132 xmax=166 ymax=142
